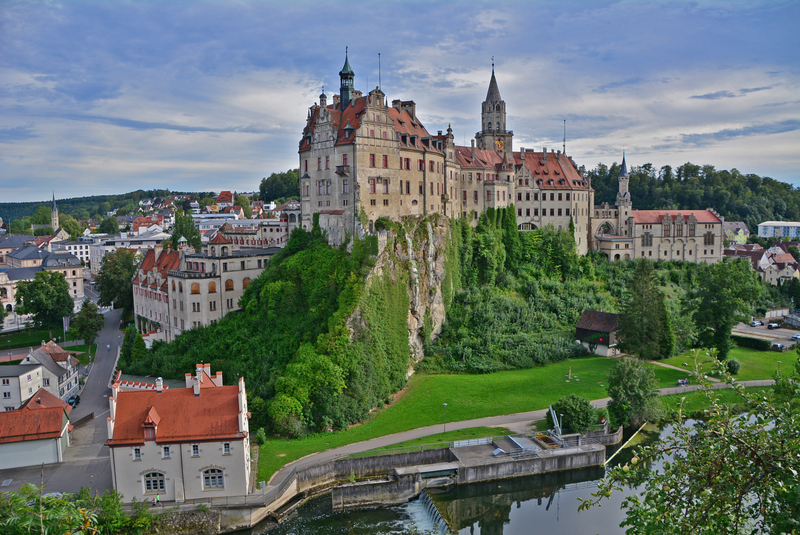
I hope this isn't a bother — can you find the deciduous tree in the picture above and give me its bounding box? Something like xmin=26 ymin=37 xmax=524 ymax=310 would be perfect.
xmin=97 ymin=249 xmax=138 ymax=312
xmin=259 ymin=169 xmax=300 ymax=203
xmin=71 ymin=300 xmax=104 ymax=349
xmin=97 ymin=216 xmax=119 ymax=235
xmin=15 ymin=271 xmax=73 ymax=339
xmin=606 ymin=357 xmax=661 ymax=428
xmin=546 ymin=394 xmax=597 ymax=434
xmin=235 ymin=194 xmax=252 ymax=219
xmin=170 ymin=212 xmax=201 ymax=250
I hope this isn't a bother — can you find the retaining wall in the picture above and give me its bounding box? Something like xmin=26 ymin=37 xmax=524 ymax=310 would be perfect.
xmin=458 ymin=447 xmax=605 ymax=485
xmin=332 ymin=470 xmax=421 ymax=511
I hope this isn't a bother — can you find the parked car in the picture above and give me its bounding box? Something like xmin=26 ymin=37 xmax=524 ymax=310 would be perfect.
xmin=772 ymin=343 xmax=786 ymax=351
xmin=68 ymin=395 xmax=80 ymax=407
xmin=792 ymin=334 xmax=800 ymax=341
xmin=767 ymin=323 xmax=780 ymax=330
xmin=751 ymin=320 xmax=763 ymax=327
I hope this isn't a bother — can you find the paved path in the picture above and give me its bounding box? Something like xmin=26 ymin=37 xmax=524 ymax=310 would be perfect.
xmin=265 ymin=379 xmax=775 ymax=488
xmin=645 ymin=359 xmax=721 ymax=382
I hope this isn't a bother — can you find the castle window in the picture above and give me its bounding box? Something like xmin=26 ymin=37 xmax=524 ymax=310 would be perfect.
xmin=225 ymin=279 xmax=234 ymax=291
xmin=191 ymin=283 xmax=199 ymax=295
xmin=342 ymin=154 xmax=348 ymax=166
xmin=203 ymin=469 xmax=224 ymax=489
xmin=343 ymin=179 xmax=349 ymax=194
xmin=304 ymin=160 xmax=308 ymax=173
xmin=566 ymin=193 xmax=570 ymax=201
xmin=317 ymin=157 xmax=321 ymax=171
xmin=208 ymin=282 xmax=216 ymax=293
xmin=369 ymin=179 xmax=376 ymax=194
xmin=526 ymin=193 xmax=530 ymax=201
xmin=383 ymin=181 xmax=389 ymax=194
xmin=558 ymin=209 xmax=562 ymax=216
xmin=144 ymin=472 xmax=165 ymax=492
xmin=370 ymin=154 xmax=375 ymax=167
xmin=325 ymin=156 xmax=329 ymax=169
xmin=419 ymin=182 xmax=423 ymax=194
xmin=406 ymin=181 xmax=410 ymax=195
xmin=243 ymin=278 xmax=251 ymax=289
xmin=558 ymin=193 xmax=562 ymax=201
xmin=518 ymin=209 xmax=522 ymax=216
xmin=382 ymin=155 xmax=388 ymax=168
xmin=566 ymin=208 xmax=570 ymax=216
xmin=517 ymin=193 xmax=522 ymax=201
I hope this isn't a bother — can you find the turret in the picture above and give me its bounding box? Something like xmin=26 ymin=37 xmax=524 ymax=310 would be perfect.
xmin=475 ymin=61 xmax=512 ymax=155
xmin=339 ymin=47 xmax=355 ymax=111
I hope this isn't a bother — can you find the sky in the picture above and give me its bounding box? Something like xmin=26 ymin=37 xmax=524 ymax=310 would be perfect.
xmin=1 ymin=0 xmax=799 ymax=203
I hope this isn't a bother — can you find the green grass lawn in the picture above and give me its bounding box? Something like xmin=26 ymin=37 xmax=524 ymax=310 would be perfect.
xmin=661 ymin=346 xmax=792 ymax=381
xmin=257 ymin=356 xmax=687 ymax=483
xmin=0 ymin=329 xmax=56 ymax=350
xmin=368 ymin=426 xmax=514 ymax=453
xmin=659 ymin=386 xmax=772 ymax=414
xmin=68 ymin=344 xmax=97 ymax=365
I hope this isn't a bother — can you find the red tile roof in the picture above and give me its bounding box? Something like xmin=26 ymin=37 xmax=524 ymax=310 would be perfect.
xmin=631 ymin=210 xmax=722 ymax=224
xmin=209 ymin=232 xmax=232 ymax=245
xmin=216 ymin=191 xmax=233 ymax=204
xmin=520 ymin=151 xmax=589 ymax=190
xmin=0 ymin=388 xmax=69 ymax=444
xmin=107 ymin=386 xmax=244 ymax=446
xmin=133 ymin=248 xmax=182 ymax=292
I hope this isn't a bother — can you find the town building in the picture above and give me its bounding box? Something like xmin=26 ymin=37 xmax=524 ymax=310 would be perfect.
xmin=0 ymin=364 xmax=44 ymax=411
xmin=575 ymin=310 xmax=620 ymax=357
xmin=723 ymin=222 xmax=750 ymax=245
xmin=725 ymin=242 xmax=799 ymax=285
xmin=19 ymin=341 xmax=80 ymax=401
xmin=0 ymin=247 xmax=84 ymax=314
xmin=87 ymin=229 xmax=171 ymax=276
xmin=51 ymin=240 xmax=92 ymax=265
xmin=105 ymin=365 xmax=251 ymax=502
xmin=758 ymin=221 xmax=800 ymax=239
xmin=0 ymin=387 xmax=72 ymax=469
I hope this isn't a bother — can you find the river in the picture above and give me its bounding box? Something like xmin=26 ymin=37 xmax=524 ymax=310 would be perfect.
xmin=246 ymin=426 xmax=661 ymax=535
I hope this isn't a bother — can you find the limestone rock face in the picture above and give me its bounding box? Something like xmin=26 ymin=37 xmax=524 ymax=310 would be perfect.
xmin=361 ymin=216 xmax=454 ymax=373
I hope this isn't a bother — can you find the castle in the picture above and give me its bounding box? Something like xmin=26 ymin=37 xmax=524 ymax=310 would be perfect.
xmin=299 ymin=52 xmax=723 ymax=263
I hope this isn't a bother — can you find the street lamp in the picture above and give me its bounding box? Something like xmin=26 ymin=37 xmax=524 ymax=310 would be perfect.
xmin=443 ymin=403 xmax=447 ymax=434
xmin=778 ymin=361 xmax=782 ymax=374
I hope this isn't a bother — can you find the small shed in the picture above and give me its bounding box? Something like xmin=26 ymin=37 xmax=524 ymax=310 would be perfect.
xmin=575 ymin=310 xmax=620 ymax=357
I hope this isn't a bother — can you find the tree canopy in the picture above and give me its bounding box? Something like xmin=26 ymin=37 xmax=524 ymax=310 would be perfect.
xmin=71 ymin=300 xmax=104 ymax=348
xmin=617 ymin=259 xmax=674 ymax=360
xmin=259 ymin=169 xmax=300 ymax=203
xmin=169 ymin=212 xmax=201 ymax=250
xmin=15 ymin=271 xmax=73 ymax=339
xmin=606 ymin=357 xmax=662 ymax=428
xmin=97 ymin=217 xmax=119 ymax=235
xmin=235 ymin=194 xmax=252 ymax=219
xmin=97 ymin=249 xmax=139 ymax=312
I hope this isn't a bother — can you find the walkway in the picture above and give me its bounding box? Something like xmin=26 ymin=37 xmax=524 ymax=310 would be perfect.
xmin=265 ymin=379 xmax=774 ymax=487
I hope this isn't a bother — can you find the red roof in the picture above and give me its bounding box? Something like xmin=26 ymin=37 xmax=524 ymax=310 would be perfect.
xmin=630 ymin=210 xmax=722 ymax=224
xmin=133 ymin=248 xmax=182 ymax=292
xmin=216 ymin=191 xmax=233 ymax=204
xmin=0 ymin=388 xmax=69 ymax=444
xmin=107 ymin=385 xmax=244 ymax=446
xmin=209 ymin=232 xmax=232 ymax=244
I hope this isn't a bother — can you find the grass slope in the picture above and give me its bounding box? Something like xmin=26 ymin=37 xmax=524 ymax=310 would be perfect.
xmin=661 ymin=347 xmax=787 ymax=381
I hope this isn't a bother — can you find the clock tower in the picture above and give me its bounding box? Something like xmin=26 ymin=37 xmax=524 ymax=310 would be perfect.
xmin=475 ymin=63 xmax=513 ymax=156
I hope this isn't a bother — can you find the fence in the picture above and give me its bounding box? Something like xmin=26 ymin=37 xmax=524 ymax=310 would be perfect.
xmin=658 ymin=379 xmax=774 ymax=397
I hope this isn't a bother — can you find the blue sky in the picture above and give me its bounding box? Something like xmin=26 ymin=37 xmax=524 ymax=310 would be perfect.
xmin=1 ymin=0 xmax=798 ymax=202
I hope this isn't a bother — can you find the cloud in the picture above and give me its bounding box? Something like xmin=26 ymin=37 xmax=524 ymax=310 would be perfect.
xmin=690 ymin=90 xmax=738 ymax=100
xmin=680 ymin=120 xmax=800 ymax=146
xmin=740 ymin=86 xmax=772 ymax=94
xmin=54 ymin=113 xmax=274 ymax=135
xmin=592 ymin=77 xmax=646 ymax=94
xmin=0 ymin=124 xmax=38 ymax=143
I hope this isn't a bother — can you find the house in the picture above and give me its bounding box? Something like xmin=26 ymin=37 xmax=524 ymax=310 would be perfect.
xmin=20 ymin=341 xmax=80 ymax=401
xmin=0 ymin=247 xmax=84 ymax=312
xmin=758 ymin=221 xmax=800 ymax=239
xmin=51 ymin=240 xmax=92 ymax=265
xmin=0 ymin=364 xmax=44 ymax=411
xmin=0 ymin=387 xmax=72 ymax=469
xmin=575 ymin=310 xmax=620 ymax=357
xmin=105 ymin=364 xmax=251 ymax=503
xmin=215 ymin=191 xmax=234 ymax=209
xmin=723 ymin=222 xmax=750 ymax=245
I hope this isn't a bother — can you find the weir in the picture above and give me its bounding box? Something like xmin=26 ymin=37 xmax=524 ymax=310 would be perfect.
xmin=418 ymin=489 xmax=455 ymax=535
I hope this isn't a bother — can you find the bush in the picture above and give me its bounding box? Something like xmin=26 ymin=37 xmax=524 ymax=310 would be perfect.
xmin=726 ymin=358 xmax=741 ymax=375
xmin=255 ymin=427 xmax=267 ymax=446
xmin=731 ymin=335 xmax=771 ymax=351
xmin=546 ymin=394 xmax=597 ymax=434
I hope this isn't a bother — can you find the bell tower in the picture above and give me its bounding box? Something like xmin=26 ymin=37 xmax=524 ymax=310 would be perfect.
xmin=475 ymin=60 xmax=513 ymax=156
xmin=50 ymin=191 xmax=59 ymax=230
xmin=616 ymin=153 xmax=632 ymax=234
xmin=339 ymin=47 xmax=355 ymax=111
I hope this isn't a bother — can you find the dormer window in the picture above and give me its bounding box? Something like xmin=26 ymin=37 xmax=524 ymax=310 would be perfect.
xmin=143 ymin=425 xmax=156 ymax=441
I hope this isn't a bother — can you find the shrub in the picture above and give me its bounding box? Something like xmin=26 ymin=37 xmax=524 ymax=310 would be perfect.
xmin=726 ymin=358 xmax=741 ymax=375
xmin=731 ymin=335 xmax=771 ymax=351
xmin=546 ymin=394 xmax=597 ymax=434
xmin=255 ymin=427 xmax=267 ymax=446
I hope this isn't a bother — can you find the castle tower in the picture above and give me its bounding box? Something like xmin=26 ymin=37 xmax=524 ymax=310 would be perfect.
xmin=616 ymin=153 xmax=632 ymax=235
xmin=475 ymin=63 xmax=513 ymax=156
xmin=50 ymin=191 xmax=59 ymax=230
xmin=339 ymin=48 xmax=355 ymax=111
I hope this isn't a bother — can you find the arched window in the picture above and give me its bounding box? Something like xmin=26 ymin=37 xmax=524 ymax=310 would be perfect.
xmin=242 ymin=278 xmax=251 ymax=289
xmin=225 ymin=279 xmax=234 ymax=291
xmin=208 ymin=282 xmax=216 ymax=293
xmin=144 ymin=472 xmax=165 ymax=492
xmin=191 ymin=283 xmax=200 ymax=294
xmin=179 ymin=282 xmax=183 ymax=293
xmin=222 ymin=246 xmax=228 ymax=256
xmin=203 ymin=468 xmax=224 ymax=489
xmin=171 ymin=281 xmax=176 ymax=291
xmin=496 ymin=122 xmax=500 ymax=131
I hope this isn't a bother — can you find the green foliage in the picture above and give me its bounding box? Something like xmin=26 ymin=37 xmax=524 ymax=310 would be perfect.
xmin=581 ymin=349 xmax=800 ymax=535
xmin=259 ymin=169 xmax=300 ymax=203
xmin=33 ymin=226 xmax=54 ymax=236
xmin=546 ymin=394 xmax=597 ymax=434
xmin=730 ymin=334 xmax=771 ymax=351
xmin=98 ymin=216 xmax=119 ymax=235
xmin=15 ymin=270 xmax=73 ymax=339
xmin=131 ymin=334 xmax=147 ymax=363
xmin=726 ymin=357 xmax=741 ymax=375
xmin=606 ymin=357 xmax=662 ymax=428
xmin=169 ymin=212 xmax=201 ymax=250
xmin=255 ymin=427 xmax=267 ymax=445
xmin=121 ymin=325 xmax=136 ymax=367
xmin=234 ymin=194 xmax=252 ymax=218
xmin=617 ymin=259 xmax=674 ymax=360
xmin=694 ymin=259 xmax=762 ymax=359
xmin=71 ymin=300 xmax=104 ymax=349
xmin=97 ymin=249 xmax=139 ymax=312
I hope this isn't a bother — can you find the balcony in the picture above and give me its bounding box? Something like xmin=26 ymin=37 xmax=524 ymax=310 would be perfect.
xmin=335 ymin=165 xmax=350 ymax=176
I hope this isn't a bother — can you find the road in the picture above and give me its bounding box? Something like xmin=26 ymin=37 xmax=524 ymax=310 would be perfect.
xmin=733 ymin=320 xmax=798 ymax=347
xmin=0 ymin=308 xmax=122 ymax=495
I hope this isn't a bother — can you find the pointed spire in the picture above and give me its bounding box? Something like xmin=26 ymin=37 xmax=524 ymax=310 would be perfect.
xmin=485 ymin=64 xmax=501 ymax=102
xmin=620 ymin=152 xmax=629 ymax=177
xmin=340 ymin=46 xmax=354 ymax=76
xmin=52 ymin=191 xmax=57 ymax=211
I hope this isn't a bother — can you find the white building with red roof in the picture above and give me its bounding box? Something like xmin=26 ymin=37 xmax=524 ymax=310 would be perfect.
xmin=106 ymin=364 xmax=251 ymax=503
xmin=0 ymin=387 xmax=72 ymax=469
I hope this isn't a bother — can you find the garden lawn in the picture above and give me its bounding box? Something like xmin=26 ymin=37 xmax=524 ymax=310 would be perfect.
xmin=659 ymin=386 xmax=773 ymax=414
xmin=0 ymin=329 xmax=55 ymax=350
xmin=661 ymin=347 xmax=787 ymax=381
xmin=68 ymin=344 xmax=97 ymax=365
xmin=369 ymin=427 xmax=513 ymax=452
xmin=258 ymin=356 xmax=686 ymax=483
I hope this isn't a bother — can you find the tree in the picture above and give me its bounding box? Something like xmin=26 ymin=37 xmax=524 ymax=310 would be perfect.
xmin=606 ymin=357 xmax=661 ymax=428
xmin=15 ymin=271 xmax=73 ymax=340
xmin=33 ymin=226 xmax=54 ymax=236
xmin=71 ymin=300 xmax=104 ymax=349
xmin=0 ymin=303 xmax=7 ymax=334
xmin=617 ymin=259 xmax=673 ymax=360
xmin=121 ymin=324 xmax=136 ymax=367
xmin=97 ymin=249 xmax=139 ymax=312
xmin=30 ymin=205 xmax=51 ymax=225
xmin=97 ymin=217 xmax=119 ymax=235
xmin=170 ymin=212 xmax=201 ymax=250
xmin=131 ymin=333 xmax=147 ymax=363
xmin=695 ymin=259 xmax=762 ymax=359
xmin=59 ymin=215 xmax=83 ymax=239
xmin=546 ymin=394 xmax=597 ymax=434
xmin=580 ymin=349 xmax=799 ymax=534
xmin=235 ymin=194 xmax=252 ymax=219
xmin=259 ymin=169 xmax=300 ymax=202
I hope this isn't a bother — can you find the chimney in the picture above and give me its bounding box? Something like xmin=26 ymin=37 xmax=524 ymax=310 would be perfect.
xmin=196 ymin=364 xmax=203 ymax=386
xmin=192 ymin=376 xmax=200 ymax=397
xmin=156 ymin=377 xmax=163 ymax=393
xmin=542 ymin=147 xmax=548 ymax=161
xmin=471 ymin=139 xmax=475 ymax=160
xmin=36 ymin=397 xmax=41 ymax=404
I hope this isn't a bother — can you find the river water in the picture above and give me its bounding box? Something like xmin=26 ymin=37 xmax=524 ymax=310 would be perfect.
xmin=247 ymin=428 xmax=658 ymax=535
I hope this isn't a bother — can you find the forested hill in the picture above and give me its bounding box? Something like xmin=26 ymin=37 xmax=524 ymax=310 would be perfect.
xmin=587 ymin=162 xmax=799 ymax=232
xmin=0 ymin=189 xmax=201 ymax=222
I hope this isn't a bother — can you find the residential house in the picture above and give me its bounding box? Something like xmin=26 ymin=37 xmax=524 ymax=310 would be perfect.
xmin=20 ymin=341 xmax=80 ymax=401
xmin=0 ymin=364 xmax=44 ymax=411
xmin=0 ymin=247 xmax=84 ymax=313
xmin=758 ymin=221 xmax=800 ymax=239
xmin=106 ymin=365 xmax=251 ymax=502
xmin=723 ymin=222 xmax=750 ymax=245
xmin=0 ymin=387 xmax=72 ymax=469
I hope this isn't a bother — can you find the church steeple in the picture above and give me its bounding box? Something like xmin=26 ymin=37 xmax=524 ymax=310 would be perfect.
xmin=50 ymin=191 xmax=59 ymax=230
xmin=339 ymin=47 xmax=355 ymax=111
xmin=475 ymin=59 xmax=512 ymax=155
xmin=617 ymin=152 xmax=631 ymax=208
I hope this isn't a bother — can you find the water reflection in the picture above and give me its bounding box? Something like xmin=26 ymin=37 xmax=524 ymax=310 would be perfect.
xmin=250 ymin=426 xmax=662 ymax=535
